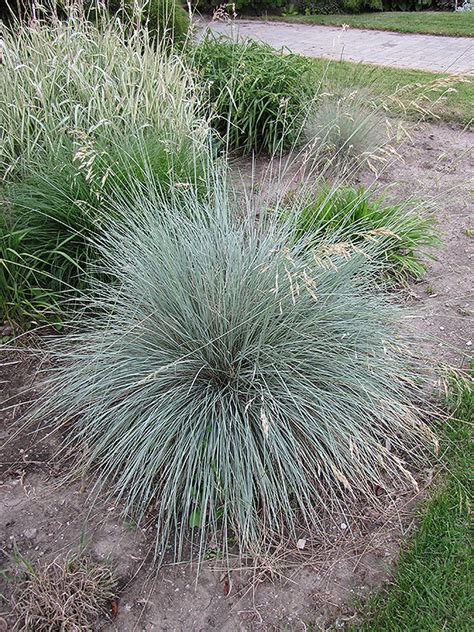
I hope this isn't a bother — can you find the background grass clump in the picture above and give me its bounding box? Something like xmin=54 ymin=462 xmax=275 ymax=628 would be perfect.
xmin=305 ymin=88 xmax=388 ymax=172
xmin=290 ymin=185 xmax=439 ymax=284
xmin=192 ymin=35 xmax=316 ymax=154
xmin=31 ymin=174 xmax=436 ymax=563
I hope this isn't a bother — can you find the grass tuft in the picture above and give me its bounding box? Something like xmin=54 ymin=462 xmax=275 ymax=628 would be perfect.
xmin=11 ymin=555 xmax=116 ymax=632
xmin=29 ymin=173 xmax=437 ymax=564
xmin=305 ymin=89 xmax=388 ymax=172
xmin=192 ymin=34 xmax=316 ymax=154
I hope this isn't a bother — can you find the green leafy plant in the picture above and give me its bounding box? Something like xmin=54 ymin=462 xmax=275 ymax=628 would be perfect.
xmin=382 ymin=0 xmax=433 ymax=10
xmin=192 ymin=35 xmax=316 ymax=154
xmin=282 ymin=3 xmax=300 ymax=15
xmin=0 ymin=210 xmax=88 ymax=326
xmin=290 ymin=185 xmax=439 ymax=284
xmin=341 ymin=0 xmax=382 ymax=10
xmin=30 ymin=172 xmax=436 ymax=564
xmin=193 ymin=0 xmax=381 ymax=12
xmin=298 ymin=0 xmax=345 ymax=14
xmin=192 ymin=0 xmax=285 ymax=12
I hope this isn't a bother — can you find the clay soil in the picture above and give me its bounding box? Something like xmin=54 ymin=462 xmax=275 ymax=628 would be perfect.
xmin=0 ymin=120 xmax=472 ymax=631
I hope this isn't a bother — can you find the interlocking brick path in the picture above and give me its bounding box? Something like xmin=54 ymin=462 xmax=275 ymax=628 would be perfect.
xmin=203 ymin=19 xmax=474 ymax=74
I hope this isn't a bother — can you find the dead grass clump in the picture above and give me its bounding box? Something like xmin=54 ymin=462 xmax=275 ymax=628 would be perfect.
xmin=12 ymin=556 xmax=116 ymax=632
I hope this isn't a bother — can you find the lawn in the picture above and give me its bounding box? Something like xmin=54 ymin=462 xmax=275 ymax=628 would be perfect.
xmin=353 ymin=367 xmax=473 ymax=631
xmin=264 ymin=11 xmax=474 ymax=37
xmin=310 ymin=57 xmax=473 ymax=126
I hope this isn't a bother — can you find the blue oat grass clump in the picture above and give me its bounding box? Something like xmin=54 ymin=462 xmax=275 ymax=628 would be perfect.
xmin=32 ymin=181 xmax=436 ymax=561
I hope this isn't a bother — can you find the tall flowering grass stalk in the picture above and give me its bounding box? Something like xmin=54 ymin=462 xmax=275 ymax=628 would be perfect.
xmin=0 ymin=4 xmax=211 ymax=324
xmin=0 ymin=3 xmax=206 ymax=183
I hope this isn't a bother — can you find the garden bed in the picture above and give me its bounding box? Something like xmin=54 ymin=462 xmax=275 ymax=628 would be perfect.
xmin=1 ymin=119 xmax=471 ymax=631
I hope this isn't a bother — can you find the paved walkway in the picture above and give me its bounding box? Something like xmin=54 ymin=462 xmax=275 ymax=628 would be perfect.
xmin=203 ymin=19 xmax=474 ymax=74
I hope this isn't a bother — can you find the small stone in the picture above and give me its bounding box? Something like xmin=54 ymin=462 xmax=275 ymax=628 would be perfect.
xmin=296 ymin=538 xmax=306 ymax=550
xmin=23 ymin=528 xmax=37 ymax=539
xmin=467 ymin=340 xmax=472 ymax=347
xmin=340 ymin=523 xmax=348 ymax=530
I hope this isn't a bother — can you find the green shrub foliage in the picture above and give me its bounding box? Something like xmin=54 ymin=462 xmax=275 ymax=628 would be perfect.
xmin=293 ymin=0 xmax=382 ymax=13
xmin=195 ymin=0 xmax=439 ymax=13
xmin=192 ymin=35 xmax=315 ymax=154
xmin=193 ymin=0 xmax=285 ymax=14
xmin=194 ymin=0 xmax=382 ymax=14
xmin=30 ymin=176 xmax=435 ymax=563
xmin=102 ymin=0 xmax=190 ymax=43
xmin=382 ymin=0 xmax=433 ymax=9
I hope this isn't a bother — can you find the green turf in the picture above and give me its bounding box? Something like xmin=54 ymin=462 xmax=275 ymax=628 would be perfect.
xmin=351 ymin=365 xmax=473 ymax=631
xmin=309 ymin=57 xmax=473 ymax=126
xmin=264 ymin=11 xmax=474 ymax=37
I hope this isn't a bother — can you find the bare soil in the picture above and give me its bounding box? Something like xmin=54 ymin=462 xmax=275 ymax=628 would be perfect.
xmin=363 ymin=121 xmax=473 ymax=366
xmin=0 ymin=120 xmax=472 ymax=631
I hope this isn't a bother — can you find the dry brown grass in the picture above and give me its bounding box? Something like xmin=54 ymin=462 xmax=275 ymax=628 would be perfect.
xmin=12 ymin=556 xmax=116 ymax=631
